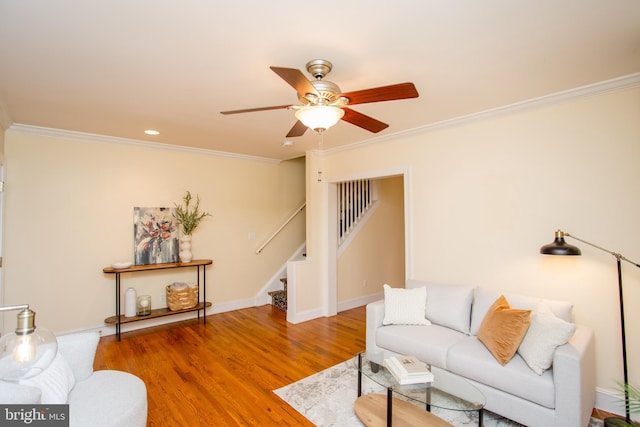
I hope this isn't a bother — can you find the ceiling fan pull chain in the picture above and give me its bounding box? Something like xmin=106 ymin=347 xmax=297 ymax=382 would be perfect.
xmin=317 ymin=132 xmax=324 ymax=182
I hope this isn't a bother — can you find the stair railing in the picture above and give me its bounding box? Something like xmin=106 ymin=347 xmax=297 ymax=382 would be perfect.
xmin=338 ymin=179 xmax=373 ymax=245
xmin=255 ymin=203 xmax=306 ymax=254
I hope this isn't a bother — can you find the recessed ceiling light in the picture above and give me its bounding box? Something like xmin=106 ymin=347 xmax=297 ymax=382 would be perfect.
xmin=144 ymin=130 xmax=160 ymax=136
xmin=282 ymin=140 xmax=294 ymax=147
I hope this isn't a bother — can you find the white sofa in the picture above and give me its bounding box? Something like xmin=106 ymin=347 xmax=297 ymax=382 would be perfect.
xmin=366 ymin=280 xmax=596 ymax=427
xmin=0 ymin=332 xmax=147 ymax=427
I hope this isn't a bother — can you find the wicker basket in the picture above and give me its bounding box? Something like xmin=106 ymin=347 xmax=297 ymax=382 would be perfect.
xmin=166 ymin=283 xmax=198 ymax=311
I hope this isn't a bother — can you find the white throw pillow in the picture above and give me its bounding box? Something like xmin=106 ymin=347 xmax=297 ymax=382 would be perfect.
xmin=424 ymin=283 xmax=474 ymax=334
xmin=517 ymin=302 xmax=576 ymax=375
xmin=383 ymin=284 xmax=431 ymax=326
xmin=20 ymin=353 xmax=75 ymax=404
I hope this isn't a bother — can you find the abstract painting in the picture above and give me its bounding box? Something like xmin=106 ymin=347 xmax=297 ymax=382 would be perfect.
xmin=134 ymin=207 xmax=179 ymax=265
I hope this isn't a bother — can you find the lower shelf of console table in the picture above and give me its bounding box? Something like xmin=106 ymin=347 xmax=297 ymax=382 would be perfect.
xmin=104 ymin=301 xmax=212 ymax=325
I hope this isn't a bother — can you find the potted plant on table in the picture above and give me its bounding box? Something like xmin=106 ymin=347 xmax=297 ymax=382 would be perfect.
xmin=173 ymin=191 xmax=211 ymax=263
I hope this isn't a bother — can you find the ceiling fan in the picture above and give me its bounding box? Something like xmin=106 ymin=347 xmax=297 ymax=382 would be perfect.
xmin=220 ymin=59 xmax=419 ymax=137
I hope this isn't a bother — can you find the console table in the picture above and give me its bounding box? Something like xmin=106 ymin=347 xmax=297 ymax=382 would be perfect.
xmin=103 ymin=259 xmax=213 ymax=340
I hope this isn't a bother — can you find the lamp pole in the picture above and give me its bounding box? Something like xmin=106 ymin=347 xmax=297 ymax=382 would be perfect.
xmin=541 ymin=230 xmax=640 ymax=423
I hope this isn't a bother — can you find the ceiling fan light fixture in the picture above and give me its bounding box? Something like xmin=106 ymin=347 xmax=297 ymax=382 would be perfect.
xmin=295 ymin=105 xmax=345 ymax=133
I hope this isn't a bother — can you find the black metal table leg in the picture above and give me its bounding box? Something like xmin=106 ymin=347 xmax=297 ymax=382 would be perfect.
xmin=196 ymin=265 xmax=201 ymax=320
xmin=387 ymin=386 xmax=393 ymax=427
xmin=426 ymin=386 xmax=431 ymax=412
xmin=357 ymin=353 xmax=363 ymax=397
xmin=202 ymin=266 xmax=206 ymax=324
xmin=115 ymin=272 xmax=121 ymax=341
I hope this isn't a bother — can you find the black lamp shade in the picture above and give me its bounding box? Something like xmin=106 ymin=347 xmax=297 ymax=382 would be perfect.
xmin=540 ymin=231 xmax=582 ymax=256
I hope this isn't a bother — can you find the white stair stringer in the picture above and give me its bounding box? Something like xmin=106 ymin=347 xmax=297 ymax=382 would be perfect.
xmin=254 ymin=243 xmax=306 ymax=306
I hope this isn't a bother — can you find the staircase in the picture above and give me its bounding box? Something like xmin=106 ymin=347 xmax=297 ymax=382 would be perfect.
xmin=267 ymin=179 xmax=374 ymax=311
xmin=268 ymin=278 xmax=287 ymax=311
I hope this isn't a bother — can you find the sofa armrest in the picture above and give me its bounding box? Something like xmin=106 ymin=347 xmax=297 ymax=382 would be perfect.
xmin=56 ymin=332 xmax=100 ymax=382
xmin=365 ymin=300 xmax=387 ymax=365
xmin=552 ymin=324 xmax=596 ymax=427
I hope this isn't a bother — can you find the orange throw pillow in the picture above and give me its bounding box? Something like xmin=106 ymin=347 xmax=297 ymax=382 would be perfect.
xmin=477 ymin=295 xmax=531 ymax=365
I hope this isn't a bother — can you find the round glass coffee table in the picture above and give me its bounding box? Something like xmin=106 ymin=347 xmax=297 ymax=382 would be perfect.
xmin=354 ymin=352 xmax=485 ymax=427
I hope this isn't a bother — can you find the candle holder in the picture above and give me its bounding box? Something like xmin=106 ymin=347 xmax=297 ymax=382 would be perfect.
xmin=136 ymin=295 xmax=151 ymax=316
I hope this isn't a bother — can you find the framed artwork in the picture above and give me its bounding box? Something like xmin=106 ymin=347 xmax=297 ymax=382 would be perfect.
xmin=134 ymin=207 xmax=179 ymax=265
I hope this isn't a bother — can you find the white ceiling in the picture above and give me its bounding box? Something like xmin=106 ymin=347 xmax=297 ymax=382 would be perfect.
xmin=1 ymin=0 xmax=639 ymax=161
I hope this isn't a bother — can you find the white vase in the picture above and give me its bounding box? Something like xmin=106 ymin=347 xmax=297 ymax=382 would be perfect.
xmin=125 ymin=287 xmax=137 ymax=317
xmin=179 ymin=235 xmax=193 ymax=263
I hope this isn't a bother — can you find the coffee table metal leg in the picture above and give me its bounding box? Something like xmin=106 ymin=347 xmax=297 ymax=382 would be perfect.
xmin=357 ymin=353 xmax=363 ymax=397
xmin=426 ymin=387 xmax=431 ymax=412
xmin=387 ymin=387 xmax=393 ymax=427
xmin=478 ymin=408 xmax=483 ymax=426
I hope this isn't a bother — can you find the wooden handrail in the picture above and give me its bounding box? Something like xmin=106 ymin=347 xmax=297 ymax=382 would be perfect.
xmin=255 ymin=203 xmax=306 ymax=254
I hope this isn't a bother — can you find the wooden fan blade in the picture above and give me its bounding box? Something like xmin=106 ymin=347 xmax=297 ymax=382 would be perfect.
xmin=220 ymin=104 xmax=292 ymax=115
xmin=341 ymin=107 xmax=389 ymax=133
xmin=270 ymin=66 xmax=319 ymax=97
xmin=340 ymin=82 xmax=419 ymax=105
xmin=286 ymin=120 xmax=308 ymax=138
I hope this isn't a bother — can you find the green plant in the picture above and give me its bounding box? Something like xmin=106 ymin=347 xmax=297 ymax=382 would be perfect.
xmin=173 ymin=191 xmax=211 ymax=236
xmin=607 ymin=383 xmax=640 ymax=426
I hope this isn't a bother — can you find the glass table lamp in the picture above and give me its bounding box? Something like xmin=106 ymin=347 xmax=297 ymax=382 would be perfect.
xmin=0 ymin=304 xmax=57 ymax=381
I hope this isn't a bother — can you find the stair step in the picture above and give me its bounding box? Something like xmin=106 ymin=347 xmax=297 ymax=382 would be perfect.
xmin=270 ymin=278 xmax=288 ymax=311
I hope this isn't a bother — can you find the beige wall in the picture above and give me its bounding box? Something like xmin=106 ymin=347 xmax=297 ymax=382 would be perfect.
xmin=300 ymin=85 xmax=640 ymax=401
xmin=1 ymin=130 xmax=305 ymax=334
xmin=337 ymin=176 xmax=405 ymax=303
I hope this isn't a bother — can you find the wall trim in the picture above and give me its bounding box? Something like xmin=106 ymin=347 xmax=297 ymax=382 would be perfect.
xmin=8 ymin=73 xmax=638 ymax=164
xmin=7 ymin=123 xmax=281 ymax=164
xmin=596 ymin=386 xmax=636 ymax=420
xmin=327 ymin=72 xmax=640 ymax=156
xmin=337 ymin=292 xmax=382 ymax=313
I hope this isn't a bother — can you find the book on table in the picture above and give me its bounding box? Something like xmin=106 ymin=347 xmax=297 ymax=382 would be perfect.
xmin=383 ymin=355 xmax=434 ymax=385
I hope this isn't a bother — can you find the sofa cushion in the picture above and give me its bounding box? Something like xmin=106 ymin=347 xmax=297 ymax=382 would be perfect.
xmin=407 ymin=280 xmax=474 ymax=334
xmin=477 ymin=295 xmax=531 ymax=365
xmin=447 ymin=336 xmax=556 ymax=409
xmin=470 ymin=287 xmax=573 ymax=336
xmin=382 ymin=284 xmax=431 ymax=326
xmin=376 ymin=324 xmax=466 ymax=369
xmin=518 ymin=302 xmax=576 ymax=375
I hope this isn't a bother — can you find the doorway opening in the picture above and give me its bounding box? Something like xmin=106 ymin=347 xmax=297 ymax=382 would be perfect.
xmin=327 ymin=167 xmax=411 ymax=315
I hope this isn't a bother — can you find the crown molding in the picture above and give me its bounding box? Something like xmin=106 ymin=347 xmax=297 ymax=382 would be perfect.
xmin=328 ymin=72 xmax=640 ymax=155
xmin=7 ymin=124 xmax=282 ymax=164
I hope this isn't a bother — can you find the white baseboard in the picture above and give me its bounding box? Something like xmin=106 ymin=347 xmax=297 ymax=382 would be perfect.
xmin=286 ymin=307 xmax=324 ymax=324
xmin=595 ymin=386 xmax=638 ymax=420
xmin=337 ymin=293 xmax=383 ymax=313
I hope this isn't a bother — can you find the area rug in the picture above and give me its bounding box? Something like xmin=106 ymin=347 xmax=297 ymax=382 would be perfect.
xmin=274 ymin=358 xmax=604 ymax=427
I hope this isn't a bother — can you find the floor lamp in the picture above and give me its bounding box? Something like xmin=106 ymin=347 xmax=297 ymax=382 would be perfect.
xmin=541 ymin=230 xmax=640 ymax=425
xmin=0 ymin=304 xmax=57 ymax=381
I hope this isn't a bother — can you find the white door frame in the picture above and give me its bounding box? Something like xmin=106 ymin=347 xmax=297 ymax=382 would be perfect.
xmin=325 ymin=166 xmax=412 ymax=314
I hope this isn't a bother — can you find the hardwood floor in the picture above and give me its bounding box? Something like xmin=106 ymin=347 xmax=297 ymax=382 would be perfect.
xmin=94 ymin=305 xmax=366 ymax=427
